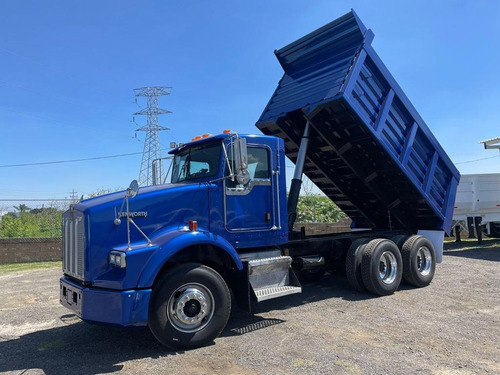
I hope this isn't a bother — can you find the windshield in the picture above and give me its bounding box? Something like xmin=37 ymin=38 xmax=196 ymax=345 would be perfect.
xmin=171 ymin=142 xmax=222 ymax=183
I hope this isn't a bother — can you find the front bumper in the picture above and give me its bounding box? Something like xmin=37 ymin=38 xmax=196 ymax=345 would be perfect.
xmin=59 ymin=277 xmax=151 ymax=327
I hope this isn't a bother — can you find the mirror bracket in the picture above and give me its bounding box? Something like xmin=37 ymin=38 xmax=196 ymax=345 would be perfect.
xmin=115 ymin=180 xmax=152 ymax=250
xmin=232 ymin=136 xmax=250 ymax=186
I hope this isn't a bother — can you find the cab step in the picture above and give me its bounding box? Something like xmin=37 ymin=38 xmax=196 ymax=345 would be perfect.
xmin=254 ymin=285 xmax=302 ymax=302
xmin=248 ymin=255 xmax=301 ymax=302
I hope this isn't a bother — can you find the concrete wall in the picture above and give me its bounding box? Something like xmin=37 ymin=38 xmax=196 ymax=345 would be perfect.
xmin=294 ymin=218 xmax=352 ymax=235
xmin=0 ymin=238 xmax=62 ymax=264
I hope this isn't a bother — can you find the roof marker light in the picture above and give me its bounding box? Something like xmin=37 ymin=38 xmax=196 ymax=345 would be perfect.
xmin=222 ymin=129 xmax=233 ymax=134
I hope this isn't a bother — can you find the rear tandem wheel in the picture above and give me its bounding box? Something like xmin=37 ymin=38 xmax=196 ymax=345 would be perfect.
xmin=345 ymin=238 xmax=370 ymax=292
xmin=361 ymin=239 xmax=403 ymax=296
xmin=401 ymin=235 xmax=436 ymax=287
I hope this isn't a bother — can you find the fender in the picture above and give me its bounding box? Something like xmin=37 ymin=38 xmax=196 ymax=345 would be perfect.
xmin=137 ymin=226 xmax=243 ymax=288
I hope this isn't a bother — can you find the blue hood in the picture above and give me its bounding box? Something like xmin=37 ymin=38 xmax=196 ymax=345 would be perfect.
xmin=69 ymin=183 xmax=213 ymax=284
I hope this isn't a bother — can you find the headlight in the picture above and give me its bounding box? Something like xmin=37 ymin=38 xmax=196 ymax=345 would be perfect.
xmin=109 ymin=251 xmax=126 ymax=268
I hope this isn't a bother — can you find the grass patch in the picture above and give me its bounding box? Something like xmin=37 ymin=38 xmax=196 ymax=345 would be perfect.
xmin=335 ymin=360 xmax=361 ymax=374
xmin=444 ymin=237 xmax=500 ymax=252
xmin=0 ymin=261 xmax=61 ymax=274
xmin=293 ymin=358 xmax=315 ymax=368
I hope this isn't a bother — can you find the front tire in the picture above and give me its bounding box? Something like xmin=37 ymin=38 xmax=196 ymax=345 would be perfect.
xmin=149 ymin=263 xmax=231 ymax=350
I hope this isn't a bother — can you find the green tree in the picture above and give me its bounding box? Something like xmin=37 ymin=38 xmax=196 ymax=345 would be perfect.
xmin=296 ymin=194 xmax=346 ymax=223
xmin=0 ymin=207 xmax=63 ymax=238
xmin=13 ymin=204 xmax=30 ymax=213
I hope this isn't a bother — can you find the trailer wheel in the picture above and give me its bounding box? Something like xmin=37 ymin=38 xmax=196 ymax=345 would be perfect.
xmin=361 ymin=239 xmax=402 ymax=296
xmin=401 ymin=235 xmax=436 ymax=287
xmin=345 ymin=238 xmax=370 ymax=292
xmin=149 ymin=263 xmax=231 ymax=350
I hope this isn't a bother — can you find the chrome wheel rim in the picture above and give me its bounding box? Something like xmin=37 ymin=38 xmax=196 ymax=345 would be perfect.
xmin=379 ymin=251 xmax=398 ymax=284
xmin=417 ymin=246 xmax=433 ymax=276
xmin=167 ymin=283 xmax=214 ymax=333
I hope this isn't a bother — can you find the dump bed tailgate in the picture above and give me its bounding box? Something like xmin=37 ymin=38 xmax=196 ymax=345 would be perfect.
xmin=256 ymin=10 xmax=460 ymax=233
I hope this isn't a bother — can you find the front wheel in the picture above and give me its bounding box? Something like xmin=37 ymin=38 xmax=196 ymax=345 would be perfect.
xmin=149 ymin=263 xmax=231 ymax=350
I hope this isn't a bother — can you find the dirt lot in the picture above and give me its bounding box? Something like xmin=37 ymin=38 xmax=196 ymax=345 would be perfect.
xmin=0 ymin=240 xmax=499 ymax=375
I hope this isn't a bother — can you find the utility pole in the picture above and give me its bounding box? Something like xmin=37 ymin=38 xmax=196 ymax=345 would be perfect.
xmin=69 ymin=189 xmax=79 ymax=204
xmin=133 ymin=86 xmax=172 ymax=186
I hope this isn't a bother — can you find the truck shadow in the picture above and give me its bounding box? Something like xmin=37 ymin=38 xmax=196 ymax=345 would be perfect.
xmin=224 ymin=272 xmax=376 ymax=335
xmin=253 ymin=273 xmax=376 ymax=311
xmin=0 ymin=318 xmax=166 ymax=375
xmin=0 ymin=274 xmax=380 ymax=374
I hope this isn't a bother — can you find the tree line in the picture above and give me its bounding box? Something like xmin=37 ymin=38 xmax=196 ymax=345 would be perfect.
xmin=0 ymin=205 xmax=63 ymax=238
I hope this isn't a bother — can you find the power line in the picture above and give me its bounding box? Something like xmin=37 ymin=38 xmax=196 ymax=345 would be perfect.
xmin=454 ymin=155 xmax=500 ymax=165
xmin=0 ymin=151 xmax=144 ymax=168
xmin=2 ymin=146 xmax=496 ymax=170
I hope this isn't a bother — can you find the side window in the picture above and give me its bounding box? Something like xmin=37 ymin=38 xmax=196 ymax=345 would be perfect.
xmin=189 ymin=161 xmax=210 ymax=176
xmin=248 ymin=148 xmax=270 ymax=179
xmin=225 ymin=146 xmax=270 ymax=189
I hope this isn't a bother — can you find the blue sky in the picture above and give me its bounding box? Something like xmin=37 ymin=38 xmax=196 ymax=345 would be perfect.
xmin=0 ymin=1 xmax=499 ymax=209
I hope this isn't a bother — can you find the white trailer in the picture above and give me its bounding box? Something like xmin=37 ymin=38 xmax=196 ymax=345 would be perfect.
xmin=453 ymin=173 xmax=500 ymax=237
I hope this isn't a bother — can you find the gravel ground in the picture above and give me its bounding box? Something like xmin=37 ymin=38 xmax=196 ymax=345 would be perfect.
xmin=0 ymin=242 xmax=499 ymax=375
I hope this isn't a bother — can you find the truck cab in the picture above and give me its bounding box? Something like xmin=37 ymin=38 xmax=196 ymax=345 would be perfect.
xmin=167 ymin=133 xmax=288 ymax=248
xmin=60 ymin=132 xmax=298 ymax=349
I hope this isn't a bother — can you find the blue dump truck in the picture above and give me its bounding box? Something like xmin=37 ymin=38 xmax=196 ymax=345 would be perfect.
xmin=60 ymin=10 xmax=460 ymax=349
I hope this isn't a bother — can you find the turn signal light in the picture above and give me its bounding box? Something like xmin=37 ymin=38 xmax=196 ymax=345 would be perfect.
xmin=188 ymin=220 xmax=198 ymax=231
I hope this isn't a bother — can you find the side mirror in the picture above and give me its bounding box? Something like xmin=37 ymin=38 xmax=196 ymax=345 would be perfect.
xmin=127 ymin=180 xmax=139 ymax=198
xmin=233 ymin=137 xmax=250 ymax=185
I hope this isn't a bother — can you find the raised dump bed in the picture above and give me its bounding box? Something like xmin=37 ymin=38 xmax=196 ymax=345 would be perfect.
xmin=256 ymin=10 xmax=460 ymax=233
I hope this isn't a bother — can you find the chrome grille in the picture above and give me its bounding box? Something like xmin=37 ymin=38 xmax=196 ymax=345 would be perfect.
xmin=62 ymin=211 xmax=85 ymax=280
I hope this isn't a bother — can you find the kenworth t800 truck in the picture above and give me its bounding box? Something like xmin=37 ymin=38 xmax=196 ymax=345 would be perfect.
xmin=60 ymin=10 xmax=460 ymax=350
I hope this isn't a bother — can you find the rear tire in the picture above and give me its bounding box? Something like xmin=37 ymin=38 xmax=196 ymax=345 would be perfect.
xmin=361 ymin=239 xmax=402 ymax=296
xmin=401 ymin=235 xmax=436 ymax=287
xmin=391 ymin=234 xmax=409 ymax=250
xmin=345 ymin=238 xmax=370 ymax=292
xmin=148 ymin=263 xmax=231 ymax=350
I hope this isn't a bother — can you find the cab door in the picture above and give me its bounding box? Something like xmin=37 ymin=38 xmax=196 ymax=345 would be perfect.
xmin=224 ymin=147 xmax=274 ymax=231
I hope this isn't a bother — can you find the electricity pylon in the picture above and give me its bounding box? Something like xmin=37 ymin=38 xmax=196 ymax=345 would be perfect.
xmin=133 ymin=86 xmax=172 ymax=186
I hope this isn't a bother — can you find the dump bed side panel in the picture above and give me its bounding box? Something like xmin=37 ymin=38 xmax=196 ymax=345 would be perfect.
xmin=256 ymin=10 xmax=460 ymax=233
